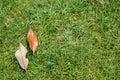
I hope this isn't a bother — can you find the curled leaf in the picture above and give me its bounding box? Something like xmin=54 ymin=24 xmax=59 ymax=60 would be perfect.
xmin=27 ymin=27 xmax=38 ymax=53
xmin=15 ymin=43 xmax=29 ymax=70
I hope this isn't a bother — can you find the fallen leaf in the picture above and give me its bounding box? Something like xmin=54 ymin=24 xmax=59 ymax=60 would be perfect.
xmin=15 ymin=43 xmax=29 ymax=70
xmin=27 ymin=27 xmax=38 ymax=53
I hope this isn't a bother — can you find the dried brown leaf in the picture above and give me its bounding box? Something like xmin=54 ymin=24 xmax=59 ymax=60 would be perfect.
xmin=27 ymin=27 xmax=38 ymax=53
xmin=15 ymin=43 xmax=29 ymax=70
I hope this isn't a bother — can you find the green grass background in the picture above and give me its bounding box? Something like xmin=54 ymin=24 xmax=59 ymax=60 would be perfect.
xmin=0 ymin=0 xmax=120 ymax=80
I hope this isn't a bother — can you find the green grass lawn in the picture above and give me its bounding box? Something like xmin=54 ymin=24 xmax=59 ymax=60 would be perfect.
xmin=0 ymin=0 xmax=120 ymax=80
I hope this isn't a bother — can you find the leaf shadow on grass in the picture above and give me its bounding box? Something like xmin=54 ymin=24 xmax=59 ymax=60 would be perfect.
xmin=26 ymin=39 xmax=33 ymax=55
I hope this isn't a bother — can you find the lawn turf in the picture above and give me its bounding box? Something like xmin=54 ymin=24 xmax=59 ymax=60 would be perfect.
xmin=0 ymin=0 xmax=120 ymax=80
